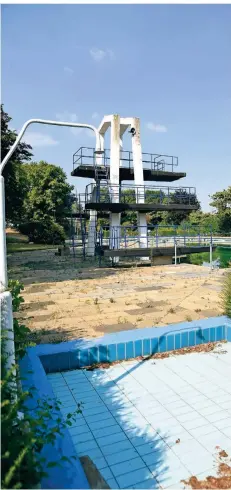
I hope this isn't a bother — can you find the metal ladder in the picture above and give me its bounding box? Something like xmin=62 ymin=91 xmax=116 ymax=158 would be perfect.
xmin=94 ymin=156 xmax=110 ymax=202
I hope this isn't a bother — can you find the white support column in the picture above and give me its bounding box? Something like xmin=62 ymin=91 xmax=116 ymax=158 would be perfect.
xmin=86 ymin=135 xmax=104 ymax=257
xmin=131 ymin=118 xmax=148 ymax=250
xmin=87 ymin=210 xmax=97 ymax=257
xmin=109 ymin=115 xmax=121 ymax=256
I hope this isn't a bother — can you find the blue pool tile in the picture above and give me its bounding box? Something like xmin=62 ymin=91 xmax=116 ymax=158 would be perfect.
xmin=203 ymin=328 xmax=210 ymax=343
xmin=216 ymin=326 xmax=223 ymax=341
xmin=117 ymin=343 xmax=125 ymax=361
xmin=89 ymin=347 xmax=99 ymax=365
xmin=99 ymin=345 xmax=108 ymax=363
xmin=135 ymin=340 xmax=142 ymax=357
xmin=69 ymin=351 xmax=80 ymax=369
xmin=175 ymin=333 xmax=181 ymax=349
xmin=50 ymin=353 xmax=70 ymax=372
xmin=117 ymin=466 xmax=153 ymax=488
xmin=167 ymin=334 xmax=174 ymax=351
xmin=210 ymin=327 xmax=216 ymax=342
xmin=40 ymin=355 xmax=51 ymax=373
xmin=227 ymin=326 xmax=231 ymax=342
xmin=79 ymin=350 xmax=89 ymax=367
xmin=188 ymin=331 xmax=195 ymax=347
xmin=196 ymin=329 xmax=204 ymax=345
xmin=181 ymin=332 xmax=189 ymax=348
xmin=108 ymin=344 xmax=117 ymax=362
xmin=143 ymin=339 xmax=151 ymax=356
xmin=151 ymin=338 xmax=158 ymax=354
xmin=126 ymin=341 xmax=134 ymax=360
xmin=159 ymin=335 xmax=167 ymax=353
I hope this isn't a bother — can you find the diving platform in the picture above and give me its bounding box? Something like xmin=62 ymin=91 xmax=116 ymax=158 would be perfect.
xmin=81 ymin=183 xmax=199 ymax=213
xmin=71 ymin=147 xmax=186 ymax=183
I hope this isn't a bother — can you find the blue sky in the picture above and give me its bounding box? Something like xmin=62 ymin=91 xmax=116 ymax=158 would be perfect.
xmin=2 ymin=4 xmax=231 ymax=211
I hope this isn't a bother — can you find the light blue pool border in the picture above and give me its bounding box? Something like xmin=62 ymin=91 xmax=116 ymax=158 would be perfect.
xmin=20 ymin=316 xmax=231 ymax=489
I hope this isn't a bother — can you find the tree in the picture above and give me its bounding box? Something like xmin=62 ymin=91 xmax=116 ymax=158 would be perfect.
xmin=210 ymin=187 xmax=231 ymax=213
xmin=1 ymin=105 xmax=33 ymax=224
xmin=210 ymin=187 xmax=231 ymax=234
xmin=22 ymin=161 xmax=74 ymax=228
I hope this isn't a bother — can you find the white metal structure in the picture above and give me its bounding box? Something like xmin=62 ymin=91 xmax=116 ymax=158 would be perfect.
xmin=86 ymin=114 xmax=148 ymax=257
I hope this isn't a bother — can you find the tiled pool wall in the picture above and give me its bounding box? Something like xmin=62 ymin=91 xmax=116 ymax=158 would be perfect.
xmin=20 ymin=316 xmax=231 ymax=489
xmin=39 ymin=316 xmax=231 ymax=373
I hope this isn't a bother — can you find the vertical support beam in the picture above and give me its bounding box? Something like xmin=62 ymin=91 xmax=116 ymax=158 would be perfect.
xmin=174 ymin=236 xmax=177 ymax=265
xmin=109 ymin=115 xmax=121 ymax=257
xmin=210 ymin=231 xmax=213 ymax=270
xmin=131 ymin=118 xmax=148 ymax=252
xmin=87 ymin=210 xmax=97 ymax=257
xmin=86 ymin=135 xmax=104 ymax=257
xmin=0 ymin=176 xmax=7 ymax=290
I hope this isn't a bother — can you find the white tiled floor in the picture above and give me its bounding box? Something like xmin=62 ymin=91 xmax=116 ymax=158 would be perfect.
xmin=48 ymin=343 xmax=231 ymax=489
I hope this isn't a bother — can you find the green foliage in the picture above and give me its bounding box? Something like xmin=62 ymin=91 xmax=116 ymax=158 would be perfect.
xmin=210 ymin=187 xmax=231 ymax=235
xmin=7 ymin=280 xmax=32 ymax=360
xmin=1 ymin=364 xmax=81 ymax=489
xmin=1 ymin=105 xmax=33 ymax=224
xmin=1 ymin=281 xmax=81 ymax=489
xmin=21 ymin=161 xmax=74 ymax=227
xmin=19 ymin=220 xmax=66 ymax=245
xmin=221 ymin=272 xmax=231 ymax=318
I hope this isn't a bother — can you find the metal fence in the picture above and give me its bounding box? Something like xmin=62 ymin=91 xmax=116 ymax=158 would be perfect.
xmin=73 ymin=147 xmax=179 ymax=173
xmin=83 ymin=183 xmax=197 ymax=206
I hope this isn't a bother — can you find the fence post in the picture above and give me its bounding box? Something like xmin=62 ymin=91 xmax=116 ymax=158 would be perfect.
xmin=210 ymin=231 xmax=213 ymax=269
xmin=174 ymin=237 xmax=177 ymax=265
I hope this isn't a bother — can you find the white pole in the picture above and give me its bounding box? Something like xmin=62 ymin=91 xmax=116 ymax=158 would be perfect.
xmin=0 ymin=118 xmax=101 ymax=174
xmin=210 ymin=239 xmax=213 ymax=270
xmin=174 ymin=237 xmax=177 ymax=265
xmin=0 ymin=176 xmax=7 ymax=290
xmin=0 ymin=118 xmax=102 ymax=290
xmin=1 ymin=291 xmax=16 ymax=371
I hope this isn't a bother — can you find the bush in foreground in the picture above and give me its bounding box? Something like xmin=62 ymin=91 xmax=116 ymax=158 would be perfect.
xmin=18 ymin=220 xmax=66 ymax=245
xmin=1 ymin=280 xmax=79 ymax=488
xmin=221 ymin=271 xmax=231 ymax=318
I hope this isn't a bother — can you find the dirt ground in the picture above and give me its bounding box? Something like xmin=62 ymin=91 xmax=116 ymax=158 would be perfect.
xmin=8 ymin=248 xmax=229 ymax=344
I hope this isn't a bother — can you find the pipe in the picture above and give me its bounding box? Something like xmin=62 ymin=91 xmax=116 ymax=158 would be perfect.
xmin=0 ymin=118 xmax=102 ymax=174
xmin=0 ymin=176 xmax=7 ymax=290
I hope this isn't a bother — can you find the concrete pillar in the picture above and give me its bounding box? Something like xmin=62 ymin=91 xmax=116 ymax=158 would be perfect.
xmin=87 ymin=210 xmax=97 ymax=256
xmin=131 ymin=118 xmax=148 ymax=249
xmin=109 ymin=115 xmax=121 ymax=258
xmin=86 ymin=135 xmax=104 ymax=256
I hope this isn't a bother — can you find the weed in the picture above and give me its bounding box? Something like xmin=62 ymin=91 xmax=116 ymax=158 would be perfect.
xmin=94 ymin=297 xmax=99 ymax=305
xmin=168 ymin=307 xmax=176 ymax=314
xmin=109 ymin=298 xmax=115 ymax=303
xmin=195 ymin=308 xmax=201 ymax=313
xmin=221 ymin=272 xmax=231 ymax=318
xmin=136 ymin=317 xmax=142 ymax=322
xmin=185 ymin=314 xmax=192 ymax=322
xmin=118 ymin=316 xmax=128 ymax=324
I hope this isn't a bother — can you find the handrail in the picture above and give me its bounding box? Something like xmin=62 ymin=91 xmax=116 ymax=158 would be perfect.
xmin=73 ymin=146 xmax=179 ymax=172
xmin=83 ymin=182 xmax=197 ymax=206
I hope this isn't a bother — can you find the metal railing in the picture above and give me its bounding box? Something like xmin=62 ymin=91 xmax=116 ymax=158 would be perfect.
xmin=86 ymin=224 xmax=213 ymax=252
xmin=84 ymin=182 xmax=197 ymax=206
xmin=73 ymin=147 xmax=179 ymax=173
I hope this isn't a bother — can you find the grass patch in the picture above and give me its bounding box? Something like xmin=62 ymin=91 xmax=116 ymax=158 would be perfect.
xmin=7 ymin=242 xmax=58 ymax=253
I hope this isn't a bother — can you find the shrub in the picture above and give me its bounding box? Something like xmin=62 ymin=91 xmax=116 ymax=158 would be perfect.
xmin=18 ymin=220 xmax=66 ymax=244
xmin=221 ymin=272 xmax=231 ymax=318
xmin=1 ymin=281 xmax=80 ymax=489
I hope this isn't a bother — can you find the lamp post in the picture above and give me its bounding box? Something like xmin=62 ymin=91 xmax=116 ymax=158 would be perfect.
xmin=0 ymin=118 xmax=102 ymax=291
xmin=0 ymin=118 xmax=102 ymax=374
